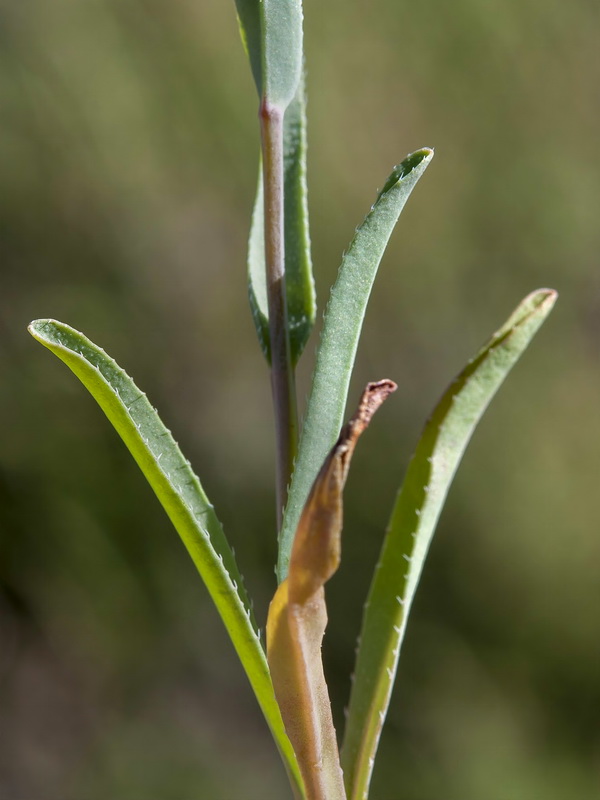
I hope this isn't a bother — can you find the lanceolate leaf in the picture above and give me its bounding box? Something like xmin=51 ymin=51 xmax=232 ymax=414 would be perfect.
xmin=279 ymin=149 xmax=434 ymax=581
xmin=340 ymin=289 xmax=557 ymax=800
xmin=267 ymin=381 xmax=396 ymax=800
xmin=249 ymin=75 xmax=315 ymax=365
xmin=28 ymin=319 xmax=304 ymax=799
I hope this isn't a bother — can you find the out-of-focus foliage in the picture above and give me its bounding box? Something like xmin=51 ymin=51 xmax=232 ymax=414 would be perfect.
xmin=0 ymin=0 xmax=598 ymax=798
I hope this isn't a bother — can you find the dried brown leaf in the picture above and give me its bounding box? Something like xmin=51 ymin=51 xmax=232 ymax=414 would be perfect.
xmin=267 ymin=380 xmax=397 ymax=800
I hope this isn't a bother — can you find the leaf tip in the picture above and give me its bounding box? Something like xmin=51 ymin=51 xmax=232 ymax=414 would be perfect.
xmin=400 ymin=146 xmax=434 ymax=175
xmin=534 ymin=287 xmax=558 ymax=309
xmin=520 ymin=287 xmax=558 ymax=321
xmin=29 ymin=319 xmax=83 ymax=353
xmin=28 ymin=319 xmax=54 ymax=342
xmin=378 ymin=147 xmax=434 ymax=198
xmin=357 ymin=379 xmax=398 ymax=427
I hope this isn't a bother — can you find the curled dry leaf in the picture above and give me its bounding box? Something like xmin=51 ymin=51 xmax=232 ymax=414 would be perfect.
xmin=267 ymin=380 xmax=397 ymax=800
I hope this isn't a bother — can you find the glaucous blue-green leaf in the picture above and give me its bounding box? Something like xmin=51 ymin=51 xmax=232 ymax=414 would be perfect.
xmin=235 ymin=0 xmax=262 ymax=96
xmin=278 ymin=148 xmax=434 ymax=581
xmin=235 ymin=0 xmax=303 ymax=109
xmin=249 ymin=75 xmax=315 ymax=365
xmin=28 ymin=319 xmax=305 ymax=799
xmin=340 ymin=289 xmax=557 ymax=800
xmin=260 ymin=0 xmax=303 ymax=109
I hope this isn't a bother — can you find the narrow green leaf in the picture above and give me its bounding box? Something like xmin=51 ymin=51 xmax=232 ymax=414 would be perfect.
xmin=278 ymin=148 xmax=434 ymax=581
xmin=235 ymin=0 xmax=303 ymax=110
xmin=28 ymin=319 xmax=305 ymax=799
xmin=340 ymin=289 xmax=557 ymax=800
xmin=249 ymin=74 xmax=315 ymax=365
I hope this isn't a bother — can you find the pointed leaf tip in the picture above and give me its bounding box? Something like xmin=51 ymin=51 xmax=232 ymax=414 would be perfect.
xmin=377 ymin=147 xmax=434 ymax=199
xmin=507 ymin=288 xmax=558 ymax=323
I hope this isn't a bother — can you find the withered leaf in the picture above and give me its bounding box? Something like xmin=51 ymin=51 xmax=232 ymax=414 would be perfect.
xmin=267 ymin=380 xmax=396 ymax=800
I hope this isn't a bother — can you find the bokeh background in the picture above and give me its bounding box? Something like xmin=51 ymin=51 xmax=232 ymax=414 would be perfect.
xmin=1 ymin=0 xmax=599 ymax=798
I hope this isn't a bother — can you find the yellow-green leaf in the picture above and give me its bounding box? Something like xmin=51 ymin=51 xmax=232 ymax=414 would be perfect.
xmin=28 ymin=318 xmax=304 ymax=799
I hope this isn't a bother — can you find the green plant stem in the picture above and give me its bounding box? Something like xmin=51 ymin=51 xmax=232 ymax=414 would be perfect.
xmin=260 ymin=98 xmax=298 ymax=529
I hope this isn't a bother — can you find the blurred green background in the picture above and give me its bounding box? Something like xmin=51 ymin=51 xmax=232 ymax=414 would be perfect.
xmin=1 ymin=0 xmax=599 ymax=798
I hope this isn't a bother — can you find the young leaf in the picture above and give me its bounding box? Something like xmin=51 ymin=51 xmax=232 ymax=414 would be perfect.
xmin=279 ymin=148 xmax=434 ymax=581
xmin=28 ymin=319 xmax=305 ymax=799
xmin=248 ymin=74 xmax=315 ymax=365
xmin=340 ymin=289 xmax=557 ymax=800
xmin=235 ymin=0 xmax=303 ymax=110
xmin=261 ymin=0 xmax=303 ymax=110
xmin=267 ymin=381 xmax=396 ymax=800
